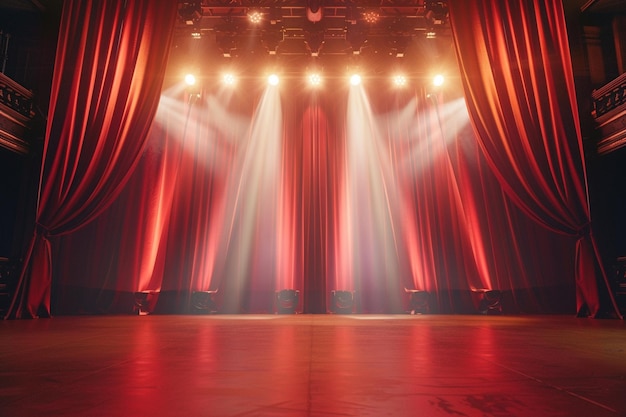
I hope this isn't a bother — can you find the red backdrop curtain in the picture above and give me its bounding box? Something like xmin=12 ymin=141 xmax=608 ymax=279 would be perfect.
xmin=448 ymin=0 xmax=620 ymax=318
xmin=7 ymin=0 xmax=604 ymax=317
xmin=4 ymin=0 xmax=177 ymax=318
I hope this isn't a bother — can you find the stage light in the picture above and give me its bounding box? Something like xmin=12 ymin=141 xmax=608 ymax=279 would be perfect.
xmin=433 ymin=74 xmax=445 ymax=87
xmin=191 ymin=31 xmax=201 ymax=39
xmin=426 ymin=31 xmax=437 ymax=39
xmin=247 ymin=9 xmax=263 ymax=24
xmin=184 ymin=73 xmax=200 ymax=99
xmin=268 ymin=73 xmax=280 ymax=86
xmin=190 ymin=290 xmax=218 ymax=314
xmin=479 ymin=290 xmax=503 ymax=315
xmin=306 ymin=0 xmax=323 ymax=22
xmin=222 ymin=72 xmax=237 ymax=86
xmin=350 ymin=74 xmax=362 ymax=86
xmin=363 ymin=9 xmax=380 ymax=24
xmin=275 ymin=289 xmax=300 ymax=314
xmin=134 ymin=291 xmax=158 ymax=315
xmin=331 ymin=290 xmax=356 ymax=314
xmin=405 ymin=289 xmax=430 ymax=314
xmin=308 ymin=72 xmax=322 ymax=87
xmin=184 ymin=73 xmax=197 ymax=86
xmin=393 ymin=74 xmax=407 ymax=87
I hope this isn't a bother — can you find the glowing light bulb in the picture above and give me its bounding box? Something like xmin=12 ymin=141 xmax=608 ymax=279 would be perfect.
xmin=184 ymin=73 xmax=196 ymax=86
xmin=308 ymin=73 xmax=322 ymax=86
xmin=268 ymin=74 xmax=280 ymax=86
xmin=363 ymin=10 xmax=379 ymax=24
xmin=350 ymin=74 xmax=362 ymax=86
xmin=222 ymin=73 xmax=236 ymax=85
xmin=248 ymin=10 xmax=262 ymax=24
xmin=393 ymin=74 xmax=407 ymax=87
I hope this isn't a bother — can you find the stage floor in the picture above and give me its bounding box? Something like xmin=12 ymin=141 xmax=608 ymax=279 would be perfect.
xmin=1 ymin=314 xmax=625 ymax=416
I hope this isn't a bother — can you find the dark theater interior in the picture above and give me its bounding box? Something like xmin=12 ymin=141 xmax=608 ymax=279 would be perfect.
xmin=2 ymin=1 xmax=626 ymax=416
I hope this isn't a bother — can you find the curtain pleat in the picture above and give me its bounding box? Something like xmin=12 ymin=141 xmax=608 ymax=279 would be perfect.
xmin=448 ymin=0 xmax=620 ymax=318
xmin=5 ymin=0 xmax=177 ymax=318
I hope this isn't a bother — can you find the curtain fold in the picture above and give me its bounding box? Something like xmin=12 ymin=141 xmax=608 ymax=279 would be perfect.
xmin=448 ymin=0 xmax=620 ymax=318
xmin=5 ymin=0 xmax=177 ymax=318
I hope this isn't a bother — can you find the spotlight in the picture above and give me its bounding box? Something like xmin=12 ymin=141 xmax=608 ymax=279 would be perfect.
xmin=393 ymin=74 xmax=407 ymax=87
xmin=308 ymin=72 xmax=322 ymax=87
xmin=479 ymin=290 xmax=503 ymax=315
xmin=191 ymin=31 xmax=201 ymax=39
xmin=331 ymin=290 xmax=356 ymax=314
xmin=350 ymin=74 xmax=362 ymax=86
xmin=426 ymin=31 xmax=437 ymax=39
xmin=275 ymin=289 xmax=300 ymax=314
xmin=405 ymin=289 xmax=429 ymax=314
xmin=247 ymin=9 xmax=263 ymax=24
xmin=268 ymin=73 xmax=280 ymax=86
xmin=184 ymin=74 xmax=200 ymax=99
xmin=433 ymin=74 xmax=445 ymax=87
xmin=306 ymin=0 xmax=323 ymax=22
xmin=134 ymin=291 xmax=158 ymax=315
xmin=191 ymin=290 xmax=218 ymax=314
xmin=363 ymin=9 xmax=380 ymax=24
xmin=222 ymin=72 xmax=237 ymax=86
xmin=184 ymin=73 xmax=197 ymax=86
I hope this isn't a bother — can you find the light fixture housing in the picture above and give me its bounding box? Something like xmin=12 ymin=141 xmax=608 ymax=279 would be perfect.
xmin=247 ymin=9 xmax=263 ymax=24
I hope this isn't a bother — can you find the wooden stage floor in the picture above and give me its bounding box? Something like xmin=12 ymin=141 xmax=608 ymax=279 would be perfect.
xmin=1 ymin=314 xmax=626 ymax=416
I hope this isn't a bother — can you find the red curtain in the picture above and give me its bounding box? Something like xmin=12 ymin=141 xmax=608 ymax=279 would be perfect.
xmin=448 ymin=0 xmax=620 ymax=318
xmin=4 ymin=0 xmax=177 ymax=318
xmin=10 ymin=0 xmax=600 ymax=317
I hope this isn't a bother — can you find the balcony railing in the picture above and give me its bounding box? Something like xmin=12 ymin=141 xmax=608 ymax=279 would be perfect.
xmin=0 ymin=72 xmax=34 ymax=155
xmin=592 ymin=72 xmax=626 ymax=154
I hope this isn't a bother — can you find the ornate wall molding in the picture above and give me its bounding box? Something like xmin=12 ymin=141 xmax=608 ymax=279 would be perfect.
xmin=0 ymin=72 xmax=34 ymax=155
xmin=592 ymin=72 xmax=626 ymax=154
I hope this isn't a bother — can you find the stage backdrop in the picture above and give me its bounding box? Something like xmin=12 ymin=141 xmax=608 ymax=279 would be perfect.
xmin=5 ymin=0 xmax=620 ymax=318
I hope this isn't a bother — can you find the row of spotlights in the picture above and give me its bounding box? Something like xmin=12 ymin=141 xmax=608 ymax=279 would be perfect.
xmin=185 ymin=73 xmax=445 ymax=88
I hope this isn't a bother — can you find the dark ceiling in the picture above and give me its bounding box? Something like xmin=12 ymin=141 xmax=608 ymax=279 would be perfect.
xmin=168 ymin=1 xmax=457 ymax=79
xmin=0 ymin=0 xmax=53 ymax=12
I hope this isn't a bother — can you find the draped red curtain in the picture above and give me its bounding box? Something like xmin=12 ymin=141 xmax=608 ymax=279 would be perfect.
xmin=5 ymin=0 xmax=177 ymax=318
xmin=448 ymin=0 xmax=620 ymax=318
xmin=10 ymin=0 xmax=598 ymax=317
